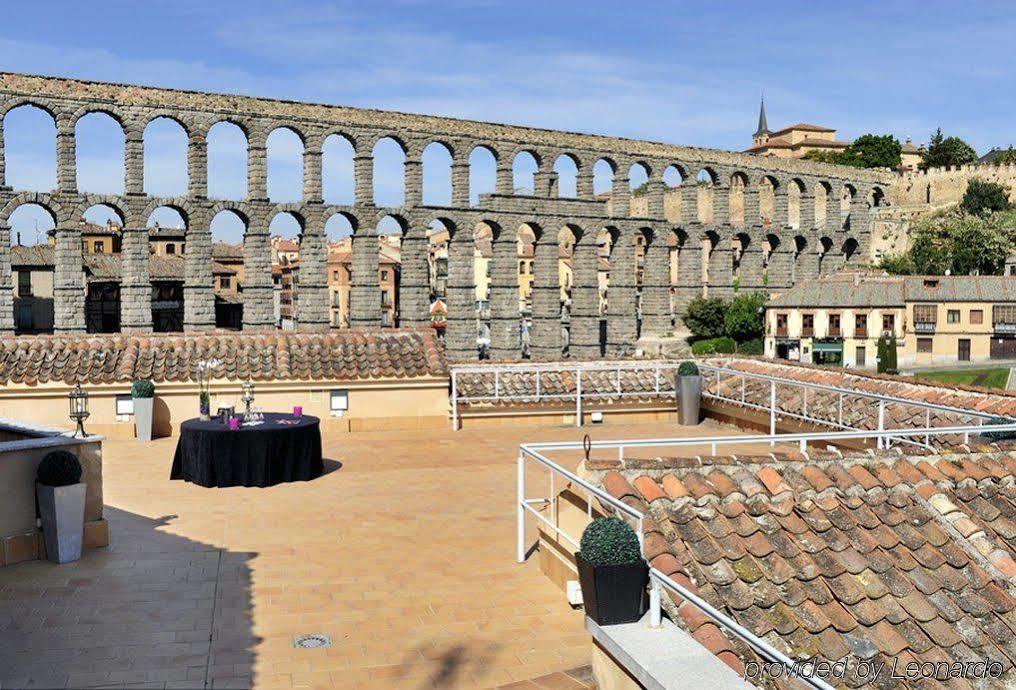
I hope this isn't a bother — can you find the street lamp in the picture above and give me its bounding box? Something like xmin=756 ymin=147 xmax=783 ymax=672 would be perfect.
xmin=68 ymin=382 xmax=90 ymax=438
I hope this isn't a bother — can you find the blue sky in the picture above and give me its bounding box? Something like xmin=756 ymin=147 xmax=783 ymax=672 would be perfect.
xmin=3 ymin=0 xmax=1015 ymax=243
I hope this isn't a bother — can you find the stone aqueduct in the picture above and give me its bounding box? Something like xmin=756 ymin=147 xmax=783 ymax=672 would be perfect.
xmin=0 ymin=73 xmax=891 ymax=360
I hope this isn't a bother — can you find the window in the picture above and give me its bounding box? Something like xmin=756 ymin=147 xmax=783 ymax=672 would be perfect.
xmin=776 ymin=313 xmax=788 ymax=335
xmin=947 ymin=309 xmax=960 ymax=323
xmin=913 ymin=304 xmax=936 ymax=323
xmin=220 ymin=277 xmax=231 ymax=290
xmin=828 ymin=313 xmax=841 ymax=335
xmin=166 ymin=243 xmax=176 ymax=255
xmin=380 ymin=270 xmax=389 ymax=281
xmin=970 ymin=309 xmax=983 ymax=324
xmin=856 ymin=346 xmax=866 ymax=367
xmin=333 ymin=270 xmax=340 ymax=281
xmin=855 ymin=314 xmax=867 ymax=335
xmin=802 ymin=313 xmax=814 ymax=335
xmin=16 ymin=305 xmax=32 ymax=329
xmin=917 ymin=337 xmax=933 ymax=353
xmin=93 ymin=241 xmax=104 ymax=253
xmin=381 ymin=289 xmax=391 ymax=306
xmin=519 ymin=261 xmax=525 ymax=275
xmin=17 ymin=271 xmax=31 ymax=297
xmin=381 ymin=311 xmax=392 ymax=326
xmin=995 ymin=304 xmax=1016 ymax=325
xmin=882 ymin=313 xmax=895 ymax=333
xmin=181 ymin=243 xmax=186 ymax=254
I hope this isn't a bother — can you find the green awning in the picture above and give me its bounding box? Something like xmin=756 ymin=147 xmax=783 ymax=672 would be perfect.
xmin=812 ymin=341 xmax=843 ymax=353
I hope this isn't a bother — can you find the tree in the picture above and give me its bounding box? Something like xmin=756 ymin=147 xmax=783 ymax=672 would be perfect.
xmin=723 ymin=291 xmax=768 ymax=342
xmin=992 ymin=147 xmax=1016 ymax=166
xmin=920 ymin=128 xmax=977 ymax=170
xmin=682 ymin=297 xmax=728 ymax=341
xmin=960 ymin=179 xmax=1010 ymax=216
xmin=876 ymin=334 xmax=898 ymax=374
xmin=838 ymin=134 xmax=902 ymax=169
xmin=803 ymin=150 xmax=841 ymax=165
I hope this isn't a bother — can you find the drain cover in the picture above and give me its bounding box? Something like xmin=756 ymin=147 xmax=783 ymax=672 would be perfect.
xmin=293 ymin=634 xmax=332 ymax=649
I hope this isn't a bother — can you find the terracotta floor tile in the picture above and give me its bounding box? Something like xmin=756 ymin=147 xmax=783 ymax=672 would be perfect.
xmin=0 ymin=420 xmax=768 ymax=689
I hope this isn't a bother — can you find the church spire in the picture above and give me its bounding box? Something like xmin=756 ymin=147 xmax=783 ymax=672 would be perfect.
xmin=754 ymin=93 xmax=769 ymax=137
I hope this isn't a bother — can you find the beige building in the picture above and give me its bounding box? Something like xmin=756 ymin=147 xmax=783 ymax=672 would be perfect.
xmin=766 ymin=273 xmax=1016 ymax=368
xmin=326 ymin=242 xmax=400 ymax=328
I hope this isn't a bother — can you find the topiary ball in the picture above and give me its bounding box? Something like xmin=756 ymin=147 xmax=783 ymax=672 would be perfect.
xmin=579 ymin=517 xmax=642 ymax=566
xmin=982 ymin=417 xmax=1016 ymax=441
xmin=36 ymin=450 xmax=82 ymax=487
xmin=677 ymin=360 xmax=700 ymax=377
xmin=131 ymin=379 xmax=155 ymax=398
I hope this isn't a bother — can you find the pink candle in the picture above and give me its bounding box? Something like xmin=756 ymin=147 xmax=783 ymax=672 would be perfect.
xmin=293 ymin=406 xmax=302 ymax=418
xmin=228 ymin=417 xmax=240 ymax=430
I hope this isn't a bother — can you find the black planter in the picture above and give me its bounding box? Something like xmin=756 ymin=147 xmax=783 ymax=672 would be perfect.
xmin=576 ymin=553 xmax=649 ymax=626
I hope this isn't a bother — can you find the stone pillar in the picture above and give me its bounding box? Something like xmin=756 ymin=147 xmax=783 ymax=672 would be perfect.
xmin=188 ymin=134 xmax=207 ymax=198
xmin=772 ymin=187 xmax=789 ymax=229
xmin=495 ymin=163 xmax=513 ymax=195
xmin=712 ymin=184 xmax=730 ymax=226
xmin=184 ymin=221 xmax=215 ymax=331
xmin=529 ymin=237 xmax=561 ymax=360
xmin=297 ymin=227 xmax=328 ymax=328
xmin=640 ymin=233 xmax=671 ymax=338
xmin=53 ymin=226 xmax=85 ymax=333
xmin=56 ymin=118 xmax=76 ymax=193
xmin=646 ymin=181 xmax=665 ymax=219
xmin=404 ymin=157 xmax=423 ymax=207
xmin=796 ymin=248 xmax=821 ymax=282
xmin=532 ymin=171 xmax=552 ymax=198
xmin=0 ymin=225 xmax=12 ymax=334
xmin=303 ymin=148 xmax=323 ymax=202
xmin=744 ymin=187 xmax=761 ymax=227
xmin=348 ymin=230 xmax=380 ymax=327
xmin=120 ymin=227 xmax=152 ymax=333
xmin=826 ymin=189 xmax=840 ymax=232
xmin=738 ymin=243 xmax=766 ymax=291
xmin=247 ymin=138 xmax=267 ymax=201
xmin=708 ymin=234 xmax=734 ymax=299
xmin=850 ymin=192 xmax=870 ymax=234
xmin=681 ymin=183 xmax=698 ymax=224
xmin=606 ymin=229 xmax=637 ymax=356
xmin=354 ymin=153 xmax=373 ymax=206
xmin=800 ymin=193 xmax=815 ymax=230
xmin=488 ymin=229 xmax=520 ymax=358
xmin=451 ymin=162 xmax=470 ymax=207
xmin=577 ymin=170 xmax=594 ymax=199
xmin=569 ymin=239 xmax=601 ymax=358
xmin=242 ymin=226 xmax=274 ymax=329
xmin=767 ymin=243 xmax=795 ymax=290
xmin=672 ymin=242 xmax=702 ymax=335
xmin=399 ymin=227 xmax=431 ymax=329
xmin=444 ymin=234 xmax=476 ymax=360
xmin=124 ymin=129 xmax=144 ymax=196
xmin=612 ymin=175 xmax=631 ymax=219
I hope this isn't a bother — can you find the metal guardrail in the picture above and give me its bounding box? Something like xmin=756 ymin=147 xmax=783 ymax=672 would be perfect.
xmin=516 ymin=421 xmax=1016 ymax=690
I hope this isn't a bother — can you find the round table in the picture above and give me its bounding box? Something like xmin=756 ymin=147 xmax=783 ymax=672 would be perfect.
xmin=171 ymin=413 xmax=323 ymax=488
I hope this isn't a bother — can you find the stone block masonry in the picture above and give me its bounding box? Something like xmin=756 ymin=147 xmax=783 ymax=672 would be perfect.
xmin=0 ymin=72 xmax=890 ymax=358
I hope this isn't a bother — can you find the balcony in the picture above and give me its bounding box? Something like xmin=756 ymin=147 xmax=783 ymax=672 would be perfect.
xmin=913 ymin=321 xmax=937 ymax=333
xmin=775 ymin=328 xmax=788 ymax=337
xmin=801 ymin=328 xmax=814 ymax=337
xmin=995 ymin=321 xmax=1016 ymax=334
xmin=855 ymin=328 xmax=868 ymax=338
xmin=828 ymin=328 xmax=841 ymax=338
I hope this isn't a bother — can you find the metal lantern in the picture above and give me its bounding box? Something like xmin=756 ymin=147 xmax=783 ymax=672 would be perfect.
xmin=68 ymin=382 xmax=90 ymax=437
xmin=241 ymin=379 xmax=255 ymax=415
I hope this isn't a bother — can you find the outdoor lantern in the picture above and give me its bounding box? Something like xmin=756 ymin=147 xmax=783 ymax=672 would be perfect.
xmin=241 ymin=379 xmax=255 ymax=414
xmin=68 ymin=382 xmax=90 ymax=438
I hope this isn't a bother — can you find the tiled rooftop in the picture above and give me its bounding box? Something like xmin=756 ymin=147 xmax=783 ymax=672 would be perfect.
xmin=0 ymin=330 xmax=446 ymax=386
xmin=585 ymin=449 xmax=1016 ymax=688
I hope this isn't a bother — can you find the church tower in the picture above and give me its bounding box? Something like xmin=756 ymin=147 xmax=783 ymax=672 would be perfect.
xmin=753 ymin=95 xmax=770 ymax=148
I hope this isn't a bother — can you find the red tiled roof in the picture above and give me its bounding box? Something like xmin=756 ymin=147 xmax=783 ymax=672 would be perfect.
xmin=0 ymin=330 xmax=446 ymax=385
xmin=584 ymin=450 xmax=1016 ymax=687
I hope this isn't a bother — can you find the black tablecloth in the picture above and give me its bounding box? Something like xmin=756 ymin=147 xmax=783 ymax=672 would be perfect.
xmin=171 ymin=413 xmax=323 ymax=487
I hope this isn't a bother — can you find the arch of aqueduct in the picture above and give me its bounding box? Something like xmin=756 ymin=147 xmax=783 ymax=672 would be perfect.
xmin=0 ymin=72 xmax=892 ymax=360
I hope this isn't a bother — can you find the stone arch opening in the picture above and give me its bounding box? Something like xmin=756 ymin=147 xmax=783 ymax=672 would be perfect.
xmin=729 ymin=171 xmax=748 ymax=225
xmin=209 ymin=209 xmax=247 ymax=330
xmin=468 ymin=145 xmax=496 ymax=207
xmin=840 ymin=184 xmax=856 ymax=227
xmin=3 ymin=104 xmax=57 ymax=191
xmin=207 ymin=121 xmax=248 ymax=200
xmin=628 ymin=162 xmax=650 ymax=192
xmin=74 ymin=112 xmax=124 ymax=195
xmin=842 ymin=237 xmax=859 ymax=263
xmin=593 ymin=158 xmax=615 ymax=195
xmin=763 ymin=233 xmax=780 ymax=271
xmin=321 ymin=133 xmax=355 ymax=205
xmin=265 ymin=127 xmax=304 ymax=203
xmin=143 ymin=206 xmax=188 ymax=331
xmin=512 ymin=151 xmax=539 ymax=195
xmin=553 ymin=154 xmax=578 ymax=198
xmin=422 ymin=141 xmax=453 ymax=206
xmin=759 ymin=175 xmax=778 ymax=228
xmin=7 ymin=202 xmax=57 ymax=246
xmin=7 ymin=202 xmax=58 ymax=333
xmin=870 ymin=187 xmax=886 ymax=208
xmin=787 ymin=178 xmax=805 ymax=230
xmin=815 ymin=181 xmax=831 ymax=228
xmin=146 ymin=205 xmax=187 ymax=253
xmin=210 ymin=208 xmax=246 ymax=246
xmin=143 ymin=116 xmax=188 ymax=197
xmin=323 ymin=212 xmax=356 ymax=328
xmin=818 ymin=236 xmax=834 ymax=275
xmin=372 ymin=137 xmax=406 ymax=207
xmin=733 ymin=231 xmax=751 ymax=277
xmin=696 ymin=168 xmax=716 ymax=224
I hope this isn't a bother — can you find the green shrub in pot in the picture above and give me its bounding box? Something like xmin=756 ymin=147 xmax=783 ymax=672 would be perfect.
xmin=131 ymin=379 xmax=156 ymax=442
xmin=576 ymin=517 xmax=647 ymax=625
xmin=36 ymin=450 xmax=86 ymax=563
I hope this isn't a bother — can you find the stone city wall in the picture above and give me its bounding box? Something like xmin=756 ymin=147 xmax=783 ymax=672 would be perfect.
xmin=0 ymin=72 xmax=893 ymax=360
xmin=891 ymin=163 xmax=1016 ymax=207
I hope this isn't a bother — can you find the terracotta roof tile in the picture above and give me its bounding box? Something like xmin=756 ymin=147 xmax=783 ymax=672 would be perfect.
xmin=632 ymin=476 xmax=666 ymax=503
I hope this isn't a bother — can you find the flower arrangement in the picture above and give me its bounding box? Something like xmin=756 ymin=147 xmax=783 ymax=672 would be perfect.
xmin=197 ymin=359 xmax=221 ymax=420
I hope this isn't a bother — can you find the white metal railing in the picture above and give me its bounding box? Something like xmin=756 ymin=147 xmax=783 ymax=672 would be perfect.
xmin=517 ymin=421 xmax=1016 ymax=690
